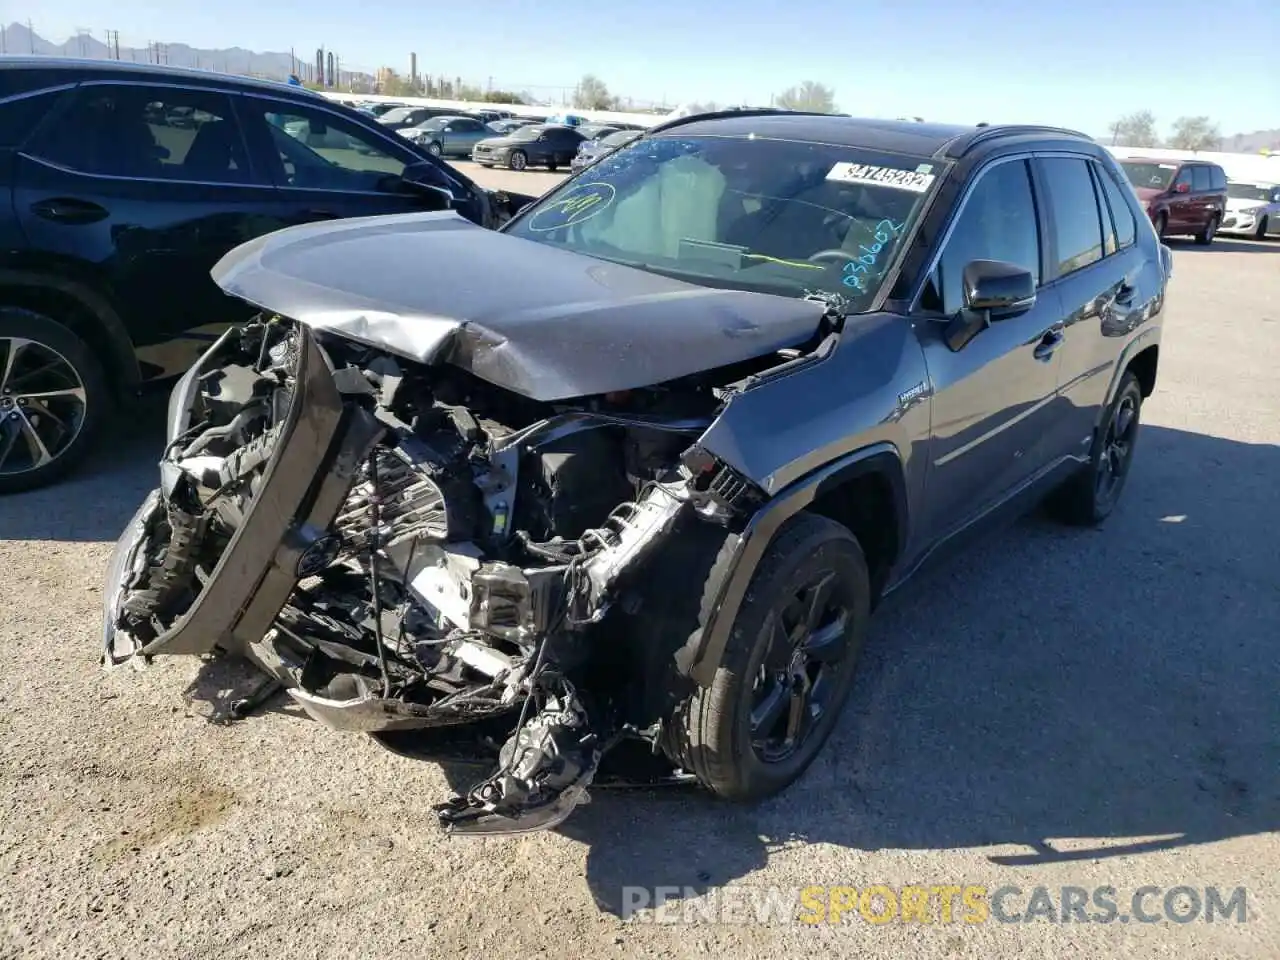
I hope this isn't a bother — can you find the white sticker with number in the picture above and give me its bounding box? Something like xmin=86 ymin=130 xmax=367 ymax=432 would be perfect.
xmin=826 ymin=162 xmax=936 ymax=193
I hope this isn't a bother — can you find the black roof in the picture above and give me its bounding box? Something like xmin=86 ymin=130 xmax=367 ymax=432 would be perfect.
xmin=0 ymin=55 xmax=327 ymax=99
xmin=648 ymin=110 xmax=1093 ymax=160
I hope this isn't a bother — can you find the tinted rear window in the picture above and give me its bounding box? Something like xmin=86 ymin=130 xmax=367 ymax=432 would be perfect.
xmin=1192 ymin=166 xmax=1210 ymax=191
xmin=1209 ymin=166 xmax=1226 ymax=190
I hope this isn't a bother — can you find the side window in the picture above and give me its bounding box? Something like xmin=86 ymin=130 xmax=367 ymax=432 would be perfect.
xmin=1038 ymin=157 xmax=1105 ymax=278
xmin=1191 ymin=166 xmax=1210 ymax=191
xmin=1172 ymin=166 xmax=1192 ymax=190
xmin=456 ymin=119 xmax=482 ymax=133
xmin=27 ymin=84 xmax=251 ymax=183
xmin=1209 ymin=166 xmax=1227 ymax=191
xmin=252 ymin=101 xmax=408 ymax=190
xmin=1095 ymin=163 xmax=1138 ymax=250
xmin=931 ymin=159 xmax=1041 ymax=315
xmin=0 ymin=89 xmax=69 ymax=148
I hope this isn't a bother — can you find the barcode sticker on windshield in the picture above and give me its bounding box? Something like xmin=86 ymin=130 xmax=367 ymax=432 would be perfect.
xmin=827 ymin=162 xmax=936 ymax=192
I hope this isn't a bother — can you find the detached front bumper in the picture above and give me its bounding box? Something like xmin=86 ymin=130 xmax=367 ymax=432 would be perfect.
xmin=102 ymin=325 xmax=382 ymax=665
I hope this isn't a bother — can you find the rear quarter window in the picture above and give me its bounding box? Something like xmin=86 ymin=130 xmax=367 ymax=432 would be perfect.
xmin=0 ymin=89 xmax=68 ymax=148
xmin=1209 ymin=166 xmax=1227 ymax=191
xmin=1191 ymin=166 xmax=1211 ymax=191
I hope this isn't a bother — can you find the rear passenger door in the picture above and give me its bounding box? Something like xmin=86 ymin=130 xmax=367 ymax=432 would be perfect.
xmin=13 ymin=81 xmax=280 ymax=369
xmin=1033 ymin=155 xmax=1141 ymax=449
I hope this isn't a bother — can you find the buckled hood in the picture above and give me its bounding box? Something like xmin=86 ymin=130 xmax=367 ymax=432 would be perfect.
xmin=210 ymin=211 xmax=826 ymax=402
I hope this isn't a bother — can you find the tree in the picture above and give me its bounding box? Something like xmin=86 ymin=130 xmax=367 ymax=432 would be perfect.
xmin=774 ymin=81 xmax=836 ymax=113
xmin=573 ymin=74 xmax=613 ymax=110
xmin=1168 ymin=116 xmax=1221 ymax=152
xmin=485 ymin=90 xmax=526 ymax=104
xmin=1108 ymin=110 xmax=1160 ymax=147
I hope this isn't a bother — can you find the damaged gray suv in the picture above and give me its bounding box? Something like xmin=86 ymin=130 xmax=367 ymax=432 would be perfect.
xmin=103 ymin=112 xmax=1171 ymax=835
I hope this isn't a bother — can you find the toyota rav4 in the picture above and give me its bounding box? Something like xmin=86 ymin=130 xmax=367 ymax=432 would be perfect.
xmin=103 ymin=112 xmax=1171 ymax=835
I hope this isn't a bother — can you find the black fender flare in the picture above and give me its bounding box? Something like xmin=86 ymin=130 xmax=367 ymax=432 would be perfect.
xmin=1100 ymin=327 xmax=1161 ymax=421
xmin=0 ymin=268 xmax=141 ymax=393
xmin=674 ymin=442 xmax=909 ymax=688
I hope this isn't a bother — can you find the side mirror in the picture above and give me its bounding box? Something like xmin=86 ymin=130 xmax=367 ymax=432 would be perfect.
xmin=1173 ymin=182 xmax=1190 ymax=194
xmin=400 ymin=160 xmax=455 ymax=208
xmin=962 ymin=259 xmax=1036 ymax=315
xmin=442 ymin=126 xmax=453 ymax=133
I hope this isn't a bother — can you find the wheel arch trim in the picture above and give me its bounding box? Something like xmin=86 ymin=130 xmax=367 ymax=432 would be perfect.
xmin=674 ymin=441 xmax=908 ymax=688
xmin=0 ymin=269 xmax=141 ymax=393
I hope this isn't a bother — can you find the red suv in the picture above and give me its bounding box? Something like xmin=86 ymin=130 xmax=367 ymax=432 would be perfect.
xmin=1117 ymin=158 xmax=1228 ymax=245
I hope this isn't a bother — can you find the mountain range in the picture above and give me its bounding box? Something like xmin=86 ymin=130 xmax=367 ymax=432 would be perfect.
xmin=0 ymin=21 xmax=365 ymax=85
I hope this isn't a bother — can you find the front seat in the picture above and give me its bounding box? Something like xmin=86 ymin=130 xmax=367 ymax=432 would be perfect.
xmin=180 ymin=120 xmax=244 ymax=181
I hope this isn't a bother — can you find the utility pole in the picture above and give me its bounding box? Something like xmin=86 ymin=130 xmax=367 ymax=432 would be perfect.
xmin=1 ymin=25 xmax=6 ymax=54
xmin=28 ymin=20 xmax=35 ymax=53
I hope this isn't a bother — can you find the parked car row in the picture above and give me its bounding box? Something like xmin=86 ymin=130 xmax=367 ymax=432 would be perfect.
xmin=1113 ymin=156 xmax=1279 ymax=245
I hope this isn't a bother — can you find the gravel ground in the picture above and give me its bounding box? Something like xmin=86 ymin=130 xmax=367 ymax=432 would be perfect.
xmin=1 ymin=165 xmax=1277 ymax=959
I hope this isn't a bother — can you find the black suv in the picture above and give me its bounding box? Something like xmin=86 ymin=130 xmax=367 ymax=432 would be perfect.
xmin=104 ymin=112 xmax=1172 ymax=833
xmin=0 ymin=58 xmax=532 ymax=492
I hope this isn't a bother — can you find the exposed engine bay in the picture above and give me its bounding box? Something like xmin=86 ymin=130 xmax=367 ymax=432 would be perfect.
xmin=102 ymin=316 xmax=814 ymax=834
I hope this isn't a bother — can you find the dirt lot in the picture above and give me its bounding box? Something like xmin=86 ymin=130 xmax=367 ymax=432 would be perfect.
xmin=1 ymin=163 xmax=1277 ymax=959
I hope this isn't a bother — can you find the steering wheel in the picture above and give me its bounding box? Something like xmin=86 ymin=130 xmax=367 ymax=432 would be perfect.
xmin=807 ymin=249 xmax=857 ymax=265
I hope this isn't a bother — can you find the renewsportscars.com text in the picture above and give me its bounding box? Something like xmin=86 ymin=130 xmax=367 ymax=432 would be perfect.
xmin=620 ymin=884 xmax=1250 ymax=926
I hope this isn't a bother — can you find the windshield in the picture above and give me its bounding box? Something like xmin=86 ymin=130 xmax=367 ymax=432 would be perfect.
xmin=504 ymin=135 xmax=942 ymax=307
xmin=1227 ymin=182 xmax=1275 ymax=202
xmin=417 ymin=117 xmax=449 ymax=132
xmin=1119 ymin=161 xmax=1178 ymax=190
xmin=380 ymin=108 xmax=417 ymax=123
xmin=508 ymin=125 xmax=544 ymax=141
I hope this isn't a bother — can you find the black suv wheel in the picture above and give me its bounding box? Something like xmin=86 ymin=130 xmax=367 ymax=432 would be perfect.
xmin=1047 ymin=371 xmax=1143 ymax=525
xmin=0 ymin=307 xmax=110 ymax=494
xmin=667 ymin=513 xmax=870 ymax=800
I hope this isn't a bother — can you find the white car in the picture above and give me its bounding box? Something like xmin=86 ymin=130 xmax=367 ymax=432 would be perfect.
xmin=1220 ymin=180 xmax=1280 ymax=239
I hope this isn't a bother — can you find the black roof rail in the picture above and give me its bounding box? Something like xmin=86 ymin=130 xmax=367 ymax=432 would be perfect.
xmin=942 ymin=124 xmax=1095 ymax=159
xmin=642 ymin=107 xmax=844 ymax=136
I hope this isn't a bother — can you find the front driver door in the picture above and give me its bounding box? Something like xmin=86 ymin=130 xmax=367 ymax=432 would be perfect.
xmin=915 ymin=156 xmax=1066 ymax=542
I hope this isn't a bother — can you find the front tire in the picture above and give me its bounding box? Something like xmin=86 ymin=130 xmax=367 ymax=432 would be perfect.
xmin=425 ymin=141 xmax=443 ymax=157
xmin=1153 ymin=211 xmax=1168 ymax=239
xmin=508 ymin=150 xmax=528 ymax=171
xmin=1047 ymin=371 xmax=1143 ymax=526
xmin=1255 ymin=216 xmax=1270 ymax=241
xmin=0 ymin=307 xmax=111 ymax=494
xmin=666 ymin=513 xmax=871 ymax=801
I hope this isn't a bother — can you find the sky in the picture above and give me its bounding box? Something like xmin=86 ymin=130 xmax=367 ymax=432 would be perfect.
xmin=21 ymin=0 xmax=1280 ymax=136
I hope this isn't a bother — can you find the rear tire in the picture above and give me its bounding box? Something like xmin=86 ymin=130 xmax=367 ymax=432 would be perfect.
xmin=1046 ymin=371 xmax=1143 ymax=526
xmin=665 ymin=513 xmax=871 ymax=801
xmin=1194 ymin=215 xmax=1218 ymax=246
xmin=0 ymin=307 xmax=111 ymax=494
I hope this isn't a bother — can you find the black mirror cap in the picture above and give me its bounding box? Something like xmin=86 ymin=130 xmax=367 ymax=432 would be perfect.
xmin=962 ymin=259 xmax=1036 ymax=316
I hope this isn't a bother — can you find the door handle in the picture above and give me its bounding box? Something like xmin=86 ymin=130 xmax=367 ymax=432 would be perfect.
xmin=1033 ymin=323 xmax=1065 ymax=361
xmin=29 ymin=197 xmax=110 ymax=225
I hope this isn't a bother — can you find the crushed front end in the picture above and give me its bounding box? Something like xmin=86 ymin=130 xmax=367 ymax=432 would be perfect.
xmin=103 ymin=317 xmax=767 ymax=835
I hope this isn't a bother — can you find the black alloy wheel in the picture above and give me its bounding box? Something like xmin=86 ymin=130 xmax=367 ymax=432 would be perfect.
xmin=0 ymin=309 xmax=109 ymax=494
